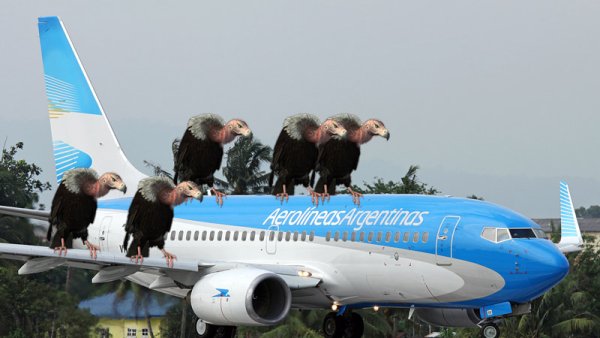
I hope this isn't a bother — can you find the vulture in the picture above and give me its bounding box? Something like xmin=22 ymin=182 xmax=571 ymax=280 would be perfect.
xmin=123 ymin=176 xmax=203 ymax=267
xmin=269 ymin=114 xmax=346 ymax=203
xmin=314 ymin=114 xmax=390 ymax=205
xmin=173 ymin=114 xmax=252 ymax=205
xmin=47 ymin=168 xmax=127 ymax=258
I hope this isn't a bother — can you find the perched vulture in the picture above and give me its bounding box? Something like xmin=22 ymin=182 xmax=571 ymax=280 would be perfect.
xmin=269 ymin=114 xmax=346 ymax=203
xmin=47 ymin=168 xmax=126 ymax=258
xmin=173 ymin=114 xmax=252 ymax=205
xmin=314 ymin=114 xmax=390 ymax=205
xmin=123 ymin=177 xmax=203 ymax=267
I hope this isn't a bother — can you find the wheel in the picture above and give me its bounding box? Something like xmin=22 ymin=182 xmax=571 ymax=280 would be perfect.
xmin=322 ymin=312 xmax=346 ymax=338
xmin=344 ymin=312 xmax=364 ymax=338
xmin=195 ymin=319 xmax=216 ymax=337
xmin=481 ymin=323 xmax=500 ymax=338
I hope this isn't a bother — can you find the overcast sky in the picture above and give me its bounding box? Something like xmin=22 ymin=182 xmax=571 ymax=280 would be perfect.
xmin=1 ymin=1 xmax=599 ymax=217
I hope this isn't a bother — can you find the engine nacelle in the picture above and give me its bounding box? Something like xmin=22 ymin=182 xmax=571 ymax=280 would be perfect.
xmin=414 ymin=308 xmax=481 ymax=328
xmin=190 ymin=268 xmax=292 ymax=326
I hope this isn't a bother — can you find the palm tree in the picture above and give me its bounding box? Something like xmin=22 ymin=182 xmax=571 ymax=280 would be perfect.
xmin=222 ymin=137 xmax=272 ymax=195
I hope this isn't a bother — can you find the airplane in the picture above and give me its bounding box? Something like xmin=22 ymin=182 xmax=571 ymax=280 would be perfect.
xmin=0 ymin=16 xmax=584 ymax=338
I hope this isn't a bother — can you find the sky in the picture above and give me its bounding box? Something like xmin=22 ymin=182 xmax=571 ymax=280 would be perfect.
xmin=0 ymin=1 xmax=599 ymax=217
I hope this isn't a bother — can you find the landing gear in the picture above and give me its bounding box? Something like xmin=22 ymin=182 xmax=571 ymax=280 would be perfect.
xmin=195 ymin=319 xmax=236 ymax=338
xmin=480 ymin=322 xmax=500 ymax=338
xmin=322 ymin=312 xmax=364 ymax=338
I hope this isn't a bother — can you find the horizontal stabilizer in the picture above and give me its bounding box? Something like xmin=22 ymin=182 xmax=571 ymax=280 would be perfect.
xmin=0 ymin=206 xmax=50 ymax=221
xmin=557 ymin=181 xmax=584 ymax=253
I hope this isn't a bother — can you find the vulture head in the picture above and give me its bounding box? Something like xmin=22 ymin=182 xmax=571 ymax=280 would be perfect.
xmin=98 ymin=172 xmax=127 ymax=194
xmin=66 ymin=169 xmax=126 ymax=198
xmin=321 ymin=118 xmax=347 ymax=138
xmin=171 ymin=181 xmax=203 ymax=206
xmin=362 ymin=119 xmax=390 ymax=142
xmin=224 ymin=119 xmax=252 ymax=142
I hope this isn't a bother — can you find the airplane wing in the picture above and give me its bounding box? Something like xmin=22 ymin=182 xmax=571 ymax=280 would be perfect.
xmin=557 ymin=181 xmax=584 ymax=253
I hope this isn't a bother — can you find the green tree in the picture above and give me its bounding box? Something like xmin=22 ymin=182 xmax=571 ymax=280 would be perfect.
xmin=576 ymin=205 xmax=600 ymax=218
xmin=222 ymin=137 xmax=272 ymax=195
xmin=352 ymin=165 xmax=438 ymax=195
xmin=0 ymin=266 xmax=97 ymax=337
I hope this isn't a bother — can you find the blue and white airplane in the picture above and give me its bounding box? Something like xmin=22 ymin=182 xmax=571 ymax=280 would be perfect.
xmin=0 ymin=16 xmax=584 ymax=338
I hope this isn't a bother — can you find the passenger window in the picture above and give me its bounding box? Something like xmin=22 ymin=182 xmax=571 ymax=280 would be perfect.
xmin=412 ymin=232 xmax=420 ymax=243
xmin=422 ymin=232 xmax=429 ymax=243
xmin=403 ymin=232 xmax=409 ymax=243
xmin=377 ymin=232 xmax=382 ymax=242
xmin=351 ymin=232 xmax=356 ymax=242
xmin=186 ymin=231 xmax=191 ymax=241
xmin=368 ymin=232 xmax=374 ymax=242
xmin=293 ymin=232 xmax=299 ymax=241
xmin=209 ymin=231 xmax=215 ymax=241
xmin=342 ymin=232 xmax=348 ymax=242
xmin=269 ymin=231 xmax=275 ymax=241
xmin=394 ymin=232 xmax=400 ymax=243
xmin=360 ymin=232 xmax=365 ymax=242
xmin=194 ymin=231 xmax=199 ymax=241
xmin=326 ymin=231 xmax=331 ymax=242
xmin=178 ymin=231 xmax=184 ymax=241
xmin=233 ymin=231 xmax=239 ymax=241
xmin=301 ymin=231 xmax=307 ymax=241
xmin=170 ymin=231 xmax=176 ymax=241
xmin=225 ymin=231 xmax=230 ymax=241
xmin=285 ymin=232 xmax=291 ymax=241
xmin=497 ymin=228 xmax=511 ymax=242
xmin=250 ymin=231 xmax=256 ymax=241
xmin=309 ymin=231 xmax=315 ymax=241
xmin=385 ymin=232 xmax=391 ymax=242
xmin=259 ymin=231 xmax=265 ymax=241
xmin=217 ymin=231 xmax=223 ymax=241
xmin=334 ymin=231 xmax=340 ymax=241
xmin=241 ymin=231 xmax=247 ymax=241
xmin=202 ymin=231 xmax=207 ymax=241
xmin=277 ymin=232 xmax=283 ymax=241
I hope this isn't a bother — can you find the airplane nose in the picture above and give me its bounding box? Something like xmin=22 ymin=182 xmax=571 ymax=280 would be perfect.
xmin=524 ymin=242 xmax=569 ymax=297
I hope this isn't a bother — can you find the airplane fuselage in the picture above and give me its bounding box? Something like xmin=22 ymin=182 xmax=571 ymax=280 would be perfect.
xmin=77 ymin=194 xmax=569 ymax=310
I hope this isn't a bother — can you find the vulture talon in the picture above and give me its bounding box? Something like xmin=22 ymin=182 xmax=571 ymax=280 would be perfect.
xmin=211 ymin=188 xmax=226 ymax=207
xmin=84 ymin=240 xmax=100 ymax=260
xmin=53 ymin=238 xmax=68 ymax=256
xmin=161 ymin=249 xmax=177 ymax=268
xmin=348 ymin=188 xmax=363 ymax=206
xmin=307 ymin=188 xmax=319 ymax=206
xmin=276 ymin=193 xmax=289 ymax=204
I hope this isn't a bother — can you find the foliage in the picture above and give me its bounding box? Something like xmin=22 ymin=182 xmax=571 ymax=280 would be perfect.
xmin=222 ymin=137 xmax=272 ymax=195
xmin=467 ymin=194 xmax=484 ymax=200
xmin=160 ymin=300 xmax=198 ymax=338
xmin=352 ymin=165 xmax=439 ymax=195
xmin=0 ymin=266 xmax=97 ymax=337
xmin=0 ymin=142 xmax=51 ymax=209
xmin=575 ymin=205 xmax=600 ymax=218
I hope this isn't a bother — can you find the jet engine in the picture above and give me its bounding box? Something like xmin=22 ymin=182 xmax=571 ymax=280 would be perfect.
xmin=414 ymin=308 xmax=481 ymax=327
xmin=190 ymin=268 xmax=292 ymax=326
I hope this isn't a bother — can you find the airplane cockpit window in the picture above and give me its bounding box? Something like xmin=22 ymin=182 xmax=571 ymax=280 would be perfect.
xmin=509 ymin=228 xmax=536 ymax=239
xmin=481 ymin=227 xmax=511 ymax=243
xmin=533 ymin=228 xmax=548 ymax=239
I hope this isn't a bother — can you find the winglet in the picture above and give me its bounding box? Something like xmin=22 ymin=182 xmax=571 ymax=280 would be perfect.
xmin=557 ymin=181 xmax=584 ymax=253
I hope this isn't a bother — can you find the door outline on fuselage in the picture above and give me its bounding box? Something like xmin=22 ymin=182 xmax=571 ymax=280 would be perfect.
xmin=266 ymin=225 xmax=279 ymax=254
xmin=98 ymin=216 xmax=112 ymax=252
xmin=435 ymin=216 xmax=460 ymax=266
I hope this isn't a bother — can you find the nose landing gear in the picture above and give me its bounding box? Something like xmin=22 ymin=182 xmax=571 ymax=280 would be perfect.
xmin=322 ymin=311 xmax=364 ymax=338
xmin=480 ymin=322 xmax=500 ymax=338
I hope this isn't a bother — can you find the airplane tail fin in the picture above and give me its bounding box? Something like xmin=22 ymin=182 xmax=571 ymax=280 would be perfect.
xmin=38 ymin=16 xmax=145 ymax=197
xmin=557 ymin=181 xmax=584 ymax=253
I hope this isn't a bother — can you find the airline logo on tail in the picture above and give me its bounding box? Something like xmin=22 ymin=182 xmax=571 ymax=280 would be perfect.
xmin=53 ymin=141 xmax=92 ymax=183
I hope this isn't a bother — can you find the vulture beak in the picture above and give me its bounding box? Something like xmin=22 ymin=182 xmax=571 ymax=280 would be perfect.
xmin=195 ymin=190 xmax=204 ymax=202
xmin=383 ymin=130 xmax=390 ymax=141
xmin=119 ymin=184 xmax=128 ymax=194
xmin=338 ymin=129 xmax=348 ymax=139
xmin=243 ymin=130 xmax=253 ymax=139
